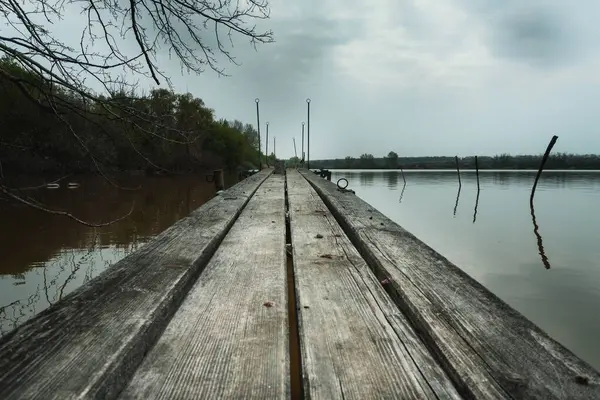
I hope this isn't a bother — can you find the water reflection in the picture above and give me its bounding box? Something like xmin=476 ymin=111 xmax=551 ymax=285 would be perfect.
xmin=330 ymin=169 xmax=600 ymax=369
xmin=399 ymin=183 xmax=407 ymax=203
xmin=473 ymin=189 xmax=481 ymax=224
xmin=530 ymin=202 xmax=552 ymax=270
xmin=453 ymin=185 xmax=461 ymax=217
xmin=382 ymin=171 xmax=397 ymax=189
xmin=360 ymin=172 xmax=375 ymax=187
xmin=0 ymin=173 xmax=230 ymax=335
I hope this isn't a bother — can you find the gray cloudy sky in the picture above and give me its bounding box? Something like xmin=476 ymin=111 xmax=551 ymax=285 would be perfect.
xmin=60 ymin=0 xmax=600 ymax=159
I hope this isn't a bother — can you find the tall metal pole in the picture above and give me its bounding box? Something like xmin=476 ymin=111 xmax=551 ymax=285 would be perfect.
xmin=255 ymin=98 xmax=261 ymax=170
xmin=293 ymin=138 xmax=297 ymax=158
xmin=274 ymin=136 xmax=276 ymax=159
xmin=266 ymin=122 xmax=269 ymax=167
xmin=301 ymin=122 xmax=305 ymax=165
xmin=306 ymin=98 xmax=311 ymax=170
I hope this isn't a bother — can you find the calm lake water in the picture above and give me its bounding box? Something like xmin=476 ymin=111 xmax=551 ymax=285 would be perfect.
xmin=0 ymin=173 xmax=233 ymax=336
xmin=331 ymin=169 xmax=600 ymax=371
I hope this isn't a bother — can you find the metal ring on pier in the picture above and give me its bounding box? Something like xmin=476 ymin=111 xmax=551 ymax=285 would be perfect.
xmin=255 ymin=98 xmax=260 ymax=103
xmin=337 ymin=178 xmax=348 ymax=190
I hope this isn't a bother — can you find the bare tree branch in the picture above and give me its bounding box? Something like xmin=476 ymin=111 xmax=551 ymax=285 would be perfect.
xmin=0 ymin=183 xmax=136 ymax=227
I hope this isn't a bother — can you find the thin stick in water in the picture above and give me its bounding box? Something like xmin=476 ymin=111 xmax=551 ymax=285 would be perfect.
xmin=530 ymin=135 xmax=559 ymax=207
xmin=455 ymin=156 xmax=461 ymax=187
xmin=475 ymin=155 xmax=480 ymax=191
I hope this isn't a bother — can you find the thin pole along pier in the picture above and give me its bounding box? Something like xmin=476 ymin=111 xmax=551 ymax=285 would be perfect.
xmin=301 ymin=122 xmax=305 ymax=165
xmin=306 ymin=98 xmax=311 ymax=170
xmin=266 ymin=122 xmax=269 ymax=167
xmin=255 ymin=98 xmax=261 ymax=170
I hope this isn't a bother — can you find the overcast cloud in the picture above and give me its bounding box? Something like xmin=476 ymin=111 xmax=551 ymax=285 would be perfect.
xmin=55 ymin=0 xmax=600 ymax=159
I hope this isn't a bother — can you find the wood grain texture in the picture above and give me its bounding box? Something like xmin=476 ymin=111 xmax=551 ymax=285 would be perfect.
xmin=0 ymin=170 xmax=272 ymax=400
xmin=302 ymin=170 xmax=600 ymax=400
xmin=120 ymin=174 xmax=289 ymax=400
xmin=286 ymin=170 xmax=462 ymax=400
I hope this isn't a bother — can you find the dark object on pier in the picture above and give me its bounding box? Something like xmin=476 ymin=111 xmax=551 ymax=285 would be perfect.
xmin=313 ymin=168 xmax=331 ymax=181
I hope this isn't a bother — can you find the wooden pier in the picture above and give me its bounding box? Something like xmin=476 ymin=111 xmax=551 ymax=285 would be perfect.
xmin=0 ymin=169 xmax=599 ymax=399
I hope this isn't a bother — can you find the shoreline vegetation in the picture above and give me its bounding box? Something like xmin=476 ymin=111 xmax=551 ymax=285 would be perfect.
xmin=0 ymin=58 xmax=274 ymax=179
xmin=298 ymin=152 xmax=600 ymax=170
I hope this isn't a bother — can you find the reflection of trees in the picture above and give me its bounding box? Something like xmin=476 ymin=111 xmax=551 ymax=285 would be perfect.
xmin=384 ymin=172 xmax=398 ymax=189
xmin=0 ymin=175 xmax=220 ymax=336
xmin=0 ymin=232 xmax=150 ymax=336
xmin=1 ymin=175 xmax=216 ymax=274
xmin=359 ymin=172 xmax=375 ymax=187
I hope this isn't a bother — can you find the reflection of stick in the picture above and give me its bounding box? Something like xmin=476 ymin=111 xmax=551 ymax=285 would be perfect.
xmin=400 ymin=167 xmax=406 ymax=184
xmin=453 ymin=185 xmax=461 ymax=217
xmin=399 ymin=182 xmax=406 ymax=203
xmin=530 ymin=135 xmax=558 ymax=207
xmin=473 ymin=188 xmax=480 ymax=223
xmin=0 ymin=184 xmax=135 ymax=227
xmin=455 ymin=156 xmax=461 ymax=187
xmin=530 ymin=202 xmax=551 ymax=269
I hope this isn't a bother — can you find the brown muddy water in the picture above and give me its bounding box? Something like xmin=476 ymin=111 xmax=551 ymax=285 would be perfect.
xmin=0 ymin=173 xmax=236 ymax=336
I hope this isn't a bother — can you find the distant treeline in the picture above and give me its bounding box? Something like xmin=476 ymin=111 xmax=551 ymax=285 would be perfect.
xmin=308 ymin=152 xmax=600 ymax=170
xmin=0 ymin=57 xmax=268 ymax=175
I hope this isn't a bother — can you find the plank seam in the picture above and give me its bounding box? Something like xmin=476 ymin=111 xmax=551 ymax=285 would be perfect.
xmin=284 ymin=171 xmax=305 ymax=400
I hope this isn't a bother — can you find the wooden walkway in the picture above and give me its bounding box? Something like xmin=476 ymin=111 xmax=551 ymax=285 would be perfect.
xmin=0 ymin=169 xmax=599 ymax=399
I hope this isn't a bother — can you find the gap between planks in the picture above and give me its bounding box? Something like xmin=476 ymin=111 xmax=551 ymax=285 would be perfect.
xmin=286 ymin=169 xmax=461 ymax=400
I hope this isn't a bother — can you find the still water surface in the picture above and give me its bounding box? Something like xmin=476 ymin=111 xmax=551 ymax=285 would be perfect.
xmin=0 ymin=174 xmax=228 ymax=336
xmin=331 ymin=169 xmax=600 ymax=371
xmin=2 ymin=170 xmax=599 ymax=371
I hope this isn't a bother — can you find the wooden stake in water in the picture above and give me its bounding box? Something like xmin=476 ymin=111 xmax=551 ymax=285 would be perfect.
xmin=475 ymin=155 xmax=480 ymax=191
xmin=530 ymin=135 xmax=558 ymax=207
xmin=473 ymin=156 xmax=481 ymax=223
xmin=455 ymin=156 xmax=461 ymax=187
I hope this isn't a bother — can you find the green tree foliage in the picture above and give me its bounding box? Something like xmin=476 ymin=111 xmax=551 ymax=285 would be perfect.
xmin=0 ymin=58 xmax=261 ymax=174
xmin=386 ymin=151 xmax=399 ymax=168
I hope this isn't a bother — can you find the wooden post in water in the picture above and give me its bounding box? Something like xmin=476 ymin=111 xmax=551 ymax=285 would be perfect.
xmin=213 ymin=169 xmax=224 ymax=191
xmin=530 ymin=135 xmax=559 ymax=207
xmin=475 ymin=155 xmax=480 ymax=191
xmin=455 ymin=156 xmax=461 ymax=187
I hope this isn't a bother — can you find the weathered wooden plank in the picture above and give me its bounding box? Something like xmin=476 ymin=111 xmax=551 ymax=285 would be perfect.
xmin=120 ymin=174 xmax=289 ymax=400
xmin=302 ymin=170 xmax=600 ymax=399
xmin=0 ymin=170 xmax=272 ymax=400
xmin=286 ymin=170 xmax=462 ymax=399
